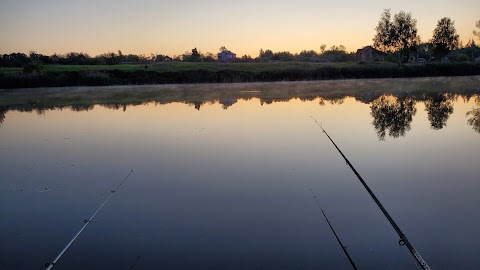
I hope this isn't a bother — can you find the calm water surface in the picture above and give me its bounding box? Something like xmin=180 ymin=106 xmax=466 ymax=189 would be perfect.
xmin=1 ymin=78 xmax=479 ymax=269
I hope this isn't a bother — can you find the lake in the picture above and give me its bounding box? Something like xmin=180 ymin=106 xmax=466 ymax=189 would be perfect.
xmin=1 ymin=77 xmax=479 ymax=270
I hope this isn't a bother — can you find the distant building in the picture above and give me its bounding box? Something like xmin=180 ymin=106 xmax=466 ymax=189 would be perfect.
xmin=475 ymin=56 xmax=480 ymax=63
xmin=356 ymin=46 xmax=385 ymax=62
xmin=218 ymin=50 xmax=236 ymax=62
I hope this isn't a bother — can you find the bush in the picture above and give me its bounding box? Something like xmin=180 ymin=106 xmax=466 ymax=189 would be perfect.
xmin=23 ymin=61 xmax=46 ymax=74
xmin=456 ymin=54 xmax=469 ymax=62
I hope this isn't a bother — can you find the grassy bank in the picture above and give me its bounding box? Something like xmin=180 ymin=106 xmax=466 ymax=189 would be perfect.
xmin=1 ymin=62 xmax=480 ymax=89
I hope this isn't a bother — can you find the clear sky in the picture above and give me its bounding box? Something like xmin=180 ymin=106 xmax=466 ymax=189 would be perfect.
xmin=0 ymin=0 xmax=478 ymax=57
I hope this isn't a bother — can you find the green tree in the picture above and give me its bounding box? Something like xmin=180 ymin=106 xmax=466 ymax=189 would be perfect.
xmin=431 ymin=17 xmax=459 ymax=59
xmin=391 ymin=11 xmax=420 ymax=62
xmin=373 ymin=10 xmax=420 ymax=63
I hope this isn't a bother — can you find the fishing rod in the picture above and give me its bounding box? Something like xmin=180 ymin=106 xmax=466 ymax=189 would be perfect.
xmin=308 ymin=188 xmax=358 ymax=270
xmin=45 ymin=170 xmax=134 ymax=270
xmin=311 ymin=116 xmax=431 ymax=270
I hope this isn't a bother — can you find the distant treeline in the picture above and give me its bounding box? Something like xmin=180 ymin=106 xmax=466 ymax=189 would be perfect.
xmin=1 ymin=62 xmax=480 ymax=89
xmin=1 ymin=43 xmax=479 ymax=71
xmin=0 ymin=45 xmax=358 ymax=67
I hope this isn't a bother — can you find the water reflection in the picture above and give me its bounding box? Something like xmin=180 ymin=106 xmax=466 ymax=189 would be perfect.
xmin=467 ymin=96 xmax=480 ymax=133
xmin=0 ymin=108 xmax=5 ymax=126
xmin=1 ymin=77 xmax=479 ymax=140
xmin=423 ymin=93 xmax=454 ymax=130
xmin=370 ymin=95 xmax=417 ymax=140
xmin=70 ymin=104 xmax=95 ymax=112
xmin=219 ymin=98 xmax=238 ymax=110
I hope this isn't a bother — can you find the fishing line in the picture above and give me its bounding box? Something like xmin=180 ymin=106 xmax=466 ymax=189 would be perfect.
xmin=310 ymin=116 xmax=431 ymax=270
xmin=128 ymin=255 xmax=141 ymax=270
xmin=308 ymin=187 xmax=358 ymax=270
xmin=45 ymin=170 xmax=134 ymax=270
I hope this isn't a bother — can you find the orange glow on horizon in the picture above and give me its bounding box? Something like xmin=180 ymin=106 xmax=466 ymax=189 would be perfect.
xmin=0 ymin=1 xmax=478 ymax=57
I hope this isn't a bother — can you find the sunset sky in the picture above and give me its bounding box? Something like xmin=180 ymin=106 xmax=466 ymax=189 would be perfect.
xmin=0 ymin=0 xmax=478 ymax=57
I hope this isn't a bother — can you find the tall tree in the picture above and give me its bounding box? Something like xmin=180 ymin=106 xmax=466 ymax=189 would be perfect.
xmin=474 ymin=20 xmax=480 ymax=41
xmin=431 ymin=17 xmax=459 ymax=58
xmin=373 ymin=9 xmax=393 ymax=53
xmin=319 ymin=44 xmax=326 ymax=54
xmin=373 ymin=10 xmax=420 ymax=62
xmin=190 ymin=47 xmax=201 ymax=62
xmin=391 ymin=11 xmax=420 ymax=62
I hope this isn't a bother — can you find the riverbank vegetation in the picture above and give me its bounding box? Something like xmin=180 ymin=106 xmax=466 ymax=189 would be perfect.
xmin=1 ymin=62 xmax=480 ymax=89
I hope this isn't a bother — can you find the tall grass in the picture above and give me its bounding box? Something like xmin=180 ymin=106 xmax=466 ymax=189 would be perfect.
xmin=1 ymin=62 xmax=480 ymax=89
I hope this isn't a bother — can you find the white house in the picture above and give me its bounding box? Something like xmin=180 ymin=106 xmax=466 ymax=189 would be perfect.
xmin=218 ymin=50 xmax=236 ymax=62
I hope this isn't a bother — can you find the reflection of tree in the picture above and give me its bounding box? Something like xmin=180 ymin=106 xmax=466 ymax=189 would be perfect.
xmin=424 ymin=93 xmax=454 ymax=130
xmin=467 ymin=96 xmax=480 ymax=133
xmin=0 ymin=108 xmax=6 ymax=127
xmin=467 ymin=108 xmax=480 ymax=133
xmin=193 ymin=101 xmax=203 ymax=111
xmin=101 ymin=103 xmax=129 ymax=112
xmin=70 ymin=104 xmax=95 ymax=112
xmin=370 ymin=95 xmax=417 ymax=140
xmin=219 ymin=98 xmax=238 ymax=110
xmin=315 ymin=97 xmax=346 ymax=106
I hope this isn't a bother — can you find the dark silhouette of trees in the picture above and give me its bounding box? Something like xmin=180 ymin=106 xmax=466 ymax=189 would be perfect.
xmin=424 ymin=93 xmax=454 ymax=129
xmin=373 ymin=9 xmax=393 ymax=53
xmin=370 ymin=95 xmax=417 ymax=140
xmin=320 ymin=44 xmax=326 ymax=54
xmin=474 ymin=20 xmax=480 ymax=41
xmin=321 ymin=45 xmax=353 ymax=62
xmin=182 ymin=48 xmax=202 ymax=62
xmin=202 ymin=52 xmax=216 ymax=62
xmin=23 ymin=61 xmax=46 ymax=74
xmin=193 ymin=101 xmax=204 ymax=110
xmin=467 ymin=108 xmax=480 ymax=133
xmin=237 ymin=54 xmax=253 ymax=62
xmin=0 ymin=108 xmax=5 ymax=127
xmin=431 ymin=18 xmax=459 ymax=59
xmin=155 ymin=54 xmax=171 ymax=62
xmin=467 ymin=96 xmax=480 ymax=133
xmin=392 ymin=11 xmax=421 ymax=62
xmin=297 ymin=50 xmax=318 ymax=61
xmin=0 ymin=53 xmax=30 ymax=67
xmin=272 ymin=51 xmax=295 ymax=61
xmin=373 ymin=10 xmax=421 ymax=63
xmin=259 ymin=49 xmax=274 ymax=61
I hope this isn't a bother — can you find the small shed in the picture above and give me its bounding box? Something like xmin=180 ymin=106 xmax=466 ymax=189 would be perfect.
xmin=356 ymin=46 xmax=385 ymax=62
